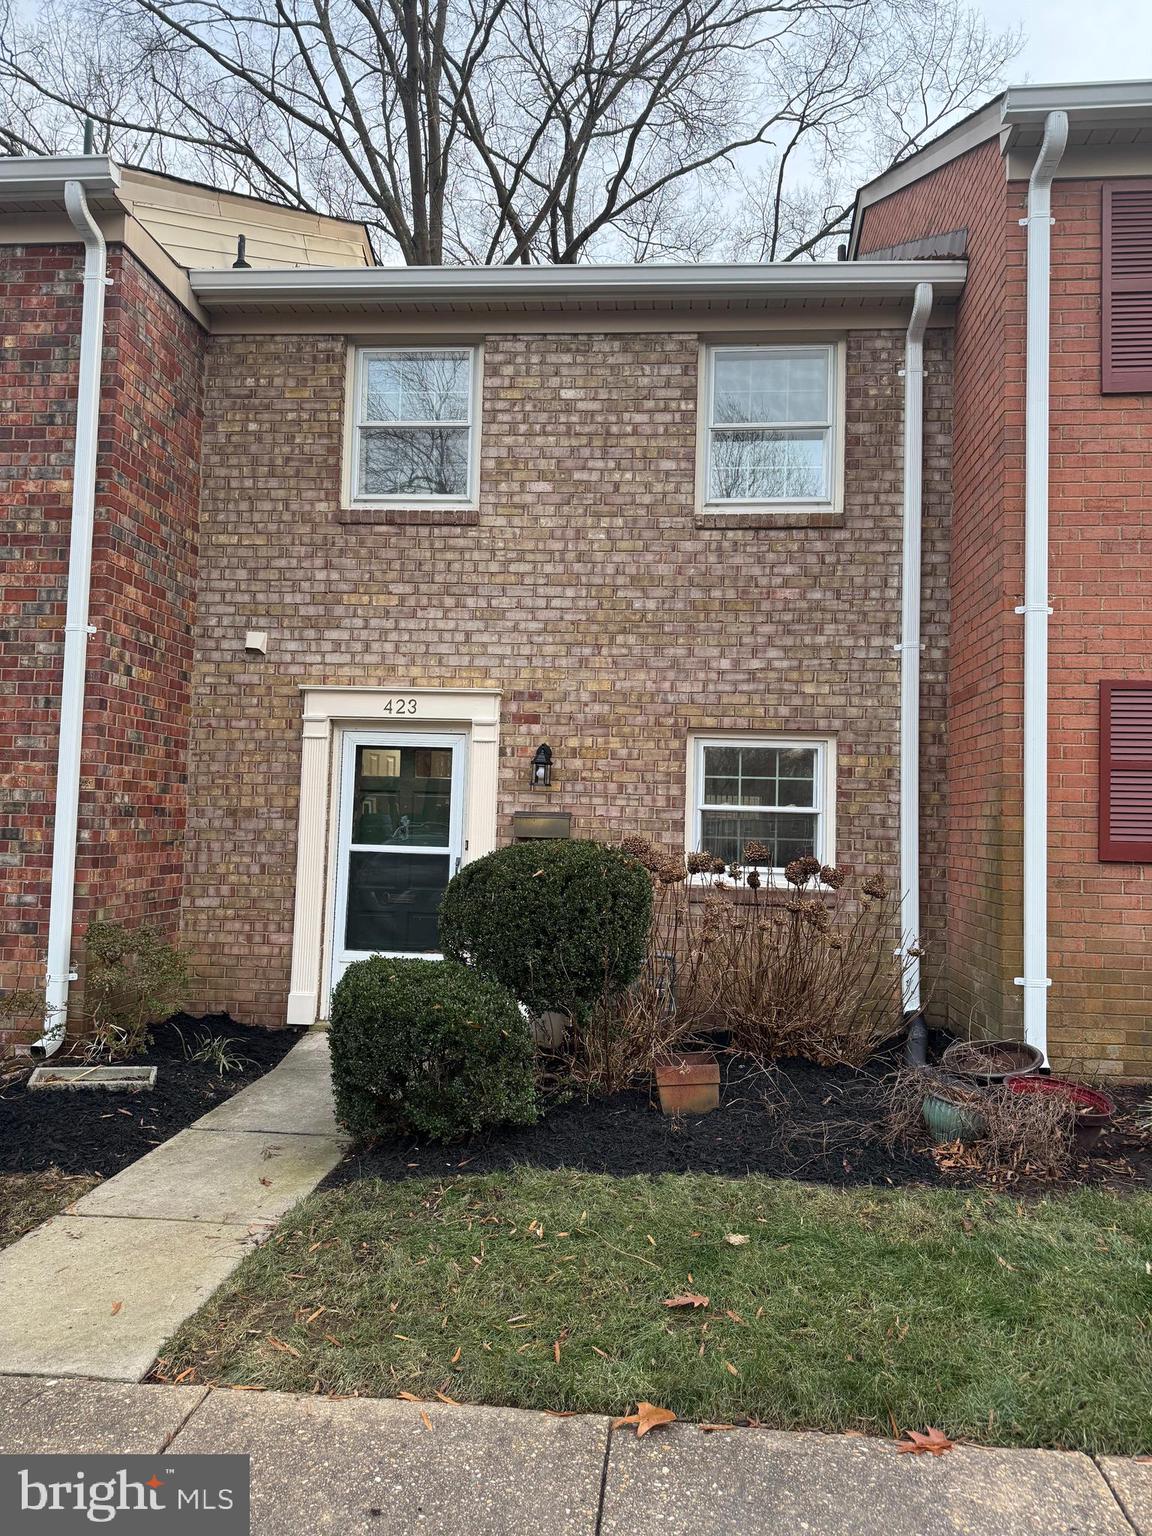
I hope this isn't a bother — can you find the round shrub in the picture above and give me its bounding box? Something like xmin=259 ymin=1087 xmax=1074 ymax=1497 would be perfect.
xmin=438 ymin=839 xmax=653 ymax=1016
xmin=328 ymin=957 xmax=536 ymax=1142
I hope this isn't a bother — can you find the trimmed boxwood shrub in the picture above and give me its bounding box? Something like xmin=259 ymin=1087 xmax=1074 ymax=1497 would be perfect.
xmin=438 ymin=839 xmax=652 ymax=1017
xmin=328 ymin=956 xmax=536 ymax=1142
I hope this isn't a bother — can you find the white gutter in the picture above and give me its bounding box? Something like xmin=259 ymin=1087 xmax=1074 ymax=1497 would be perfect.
xmin=188 ymin=259 xmax=968 ymax=309
xmin=897 ymin=283 xmax=933 ymax=1016
xmin=1015 ymin=109 xmax=1069 ymax=1066
xmin=32 ymin=180 xmax=110 ymax=1056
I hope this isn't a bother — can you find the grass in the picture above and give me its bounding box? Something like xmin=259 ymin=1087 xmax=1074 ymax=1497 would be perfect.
xmin=0 ymin=1169 xmax=99 ymax=1248
xmin=157 ymin=1169 xmax=1152 ymax=1455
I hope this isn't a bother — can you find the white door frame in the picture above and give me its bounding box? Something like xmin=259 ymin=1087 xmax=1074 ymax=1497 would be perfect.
xmin=331 ymin=729 xmax=467 ymax=983
xmin=286 ymin=687 xmax=501 ymax=1026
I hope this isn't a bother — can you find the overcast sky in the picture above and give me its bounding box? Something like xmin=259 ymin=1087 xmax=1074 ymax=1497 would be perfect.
xmin=977 ymin=0 xmax=1152 ymax=85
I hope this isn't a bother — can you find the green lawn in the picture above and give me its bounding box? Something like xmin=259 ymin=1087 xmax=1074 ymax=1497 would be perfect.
xmin=157 ymin=1169 xmax=1152 ymax=1455
xmin=0 ymin=1170 xmax=99 ymax=1248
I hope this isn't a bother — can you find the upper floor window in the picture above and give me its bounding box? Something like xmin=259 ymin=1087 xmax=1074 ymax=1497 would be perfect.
xmin=351 ymin=347 xmax=479 ymax=504
xmin=703 ymin=345 xmax=836 ymax=508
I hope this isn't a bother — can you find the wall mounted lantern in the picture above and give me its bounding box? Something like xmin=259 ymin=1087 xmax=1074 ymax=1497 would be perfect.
xmin=531 ymin=743 xmax=553 ymax=788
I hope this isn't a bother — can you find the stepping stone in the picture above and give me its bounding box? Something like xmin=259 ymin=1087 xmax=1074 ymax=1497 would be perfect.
xmin=0 ymin=1217 xmax=255 ymax=1381
xmin=71 ymin=1128 xmax=345 ymax=1226
xmin=0 ymin=1376 xmax=207 ymax=1453
xmin=600 ymin=1425 xmax=1133 ymax=1536
xmin=195 ymin=1034 xmax=341 ymax=1137
xmin=169 ymin=1390 xmax=610 ymax=1535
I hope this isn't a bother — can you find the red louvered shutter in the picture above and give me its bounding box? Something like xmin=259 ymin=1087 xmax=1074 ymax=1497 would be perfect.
xmin=1099 ymin=682 xmax=1152 ymax=861
xmin=1102 ymin=182 xmax=1152 ymax=393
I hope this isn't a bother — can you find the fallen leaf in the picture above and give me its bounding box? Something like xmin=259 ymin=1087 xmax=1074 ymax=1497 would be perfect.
xmin=724 ymin=1360 xmax=740 ymax=1377
xmin=420 ymin=1410 xmax=433 ymax=1431
xmin=450 ymin=1347 xmax=462 ymax=1365
xmin=897 ymin=1428 xmax=955 ymax=1457
xmin=612 ymin=1402 xmax=676 ymax=1438
xmin=433 ymin=1390 xmax=461 ymax=1405
xmin=396 ymin=1391 xmax=424 ymax=1402
xmin=700 ymin=1424 xmax=738 ymax=1433
xmin=110 ymin=1301 xmax=122 ymax=1316
xmin=259 ymin=1177 xmax=273 ymax=1187
xmin=724 ymin=1234 xmax=750 ymax=1246
xmin=266 ymin=1335 xmax=300 ymax=1357
xmin=663 ymin=1293 xmax=709 ymax=1309
xmin=553 ymin=1340 xmax=561 ymax=1363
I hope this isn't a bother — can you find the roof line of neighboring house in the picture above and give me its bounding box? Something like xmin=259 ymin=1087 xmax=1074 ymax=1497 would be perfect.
xmin=848 ymin=77 xmax=1152 ymax=257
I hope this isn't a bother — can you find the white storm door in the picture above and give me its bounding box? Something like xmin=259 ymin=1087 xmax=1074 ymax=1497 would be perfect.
xmin=332 ymin=731 xmax=466 ymax=982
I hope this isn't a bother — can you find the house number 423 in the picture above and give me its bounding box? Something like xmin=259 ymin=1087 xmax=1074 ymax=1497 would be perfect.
xmin=380 ymin=697 xmax=418 ymax=715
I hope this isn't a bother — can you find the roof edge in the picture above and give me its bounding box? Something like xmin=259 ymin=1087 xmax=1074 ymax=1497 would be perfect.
xmin=188 ymin=258 xmax=968 ymax=309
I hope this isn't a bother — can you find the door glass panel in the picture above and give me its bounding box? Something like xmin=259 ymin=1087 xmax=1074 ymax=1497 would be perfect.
xmin=351 ymin=744 xmax=453 ymax=846
xmin=344 ymin=851 xmax=451 ymax=954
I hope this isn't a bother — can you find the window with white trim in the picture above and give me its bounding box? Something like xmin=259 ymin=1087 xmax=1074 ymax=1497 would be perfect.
xmin=351 ymin=347 xmax=478 ymax=503
xmin=689 ymin=737 xmax=831 ymax=872
xmin=704 ymin=345 xmax=835 ymax=506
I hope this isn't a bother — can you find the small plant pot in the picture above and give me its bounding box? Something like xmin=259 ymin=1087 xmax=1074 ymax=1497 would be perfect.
xmin=656 ymin=1051 xmax=720 ymax=1116
xmin=941 ymin=1038 xmax=1044 ymax=1083
xmin=922 ymin=1091 xmax=985 ymax=1145
xmin=1006 ymin=1074 xmax=1116 ymax=1149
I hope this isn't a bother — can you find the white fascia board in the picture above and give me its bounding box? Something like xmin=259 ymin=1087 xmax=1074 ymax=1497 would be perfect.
xmin=188 ymin=259 xmax=967 ymax=309
xmin=0 ymin=156 xmax=122 ymax=204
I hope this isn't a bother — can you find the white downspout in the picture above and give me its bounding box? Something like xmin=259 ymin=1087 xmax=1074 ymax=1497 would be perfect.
xmin=31 ymin=181 xmax=109 ymax=1056
xmin=1015 ymin=110 xmax=1068 ymax=1066
xmin=898 ymin=281 xmax=933 ymax=1018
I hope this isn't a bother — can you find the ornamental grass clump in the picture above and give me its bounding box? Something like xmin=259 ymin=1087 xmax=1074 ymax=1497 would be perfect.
xmin=438 ymin=839 xmax=652 ymax=1019
xmin=328 ymin=956 xmax=536 ymax=1142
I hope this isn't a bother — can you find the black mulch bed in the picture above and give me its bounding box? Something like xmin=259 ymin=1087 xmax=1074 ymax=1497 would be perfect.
xmin=326 ymin=1052 xmax=1152 ymax=1196
xmin=0 ymin=1016 xmax=303 ymax=1178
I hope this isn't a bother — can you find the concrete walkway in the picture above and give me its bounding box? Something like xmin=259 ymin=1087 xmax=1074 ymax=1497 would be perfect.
xmin=0 ymin=1033 xmax=344 ymax=1381
xmin=0 ymin=1376 xmax=1147 ymax=1535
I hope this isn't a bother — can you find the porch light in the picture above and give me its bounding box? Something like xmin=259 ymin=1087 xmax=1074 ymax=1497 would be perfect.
xmin=531 ymin=744 xmax=553 ymax=788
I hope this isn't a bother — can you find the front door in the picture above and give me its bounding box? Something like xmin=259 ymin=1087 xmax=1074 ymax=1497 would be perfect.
xmin=331 ymin=731 xmax=466 ymax=984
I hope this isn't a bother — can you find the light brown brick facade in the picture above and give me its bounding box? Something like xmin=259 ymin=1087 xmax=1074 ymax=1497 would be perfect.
xmin=180 ymin=327 xmax=953 ymax=1027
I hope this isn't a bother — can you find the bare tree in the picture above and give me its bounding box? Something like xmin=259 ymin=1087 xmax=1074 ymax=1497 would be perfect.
xmin=0 ymin=0 xmax=1020 ymax=263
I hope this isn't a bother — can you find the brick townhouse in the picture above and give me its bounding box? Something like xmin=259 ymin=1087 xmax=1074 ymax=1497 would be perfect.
xmin=2 ymin=78 xmax=1151 ymax=1077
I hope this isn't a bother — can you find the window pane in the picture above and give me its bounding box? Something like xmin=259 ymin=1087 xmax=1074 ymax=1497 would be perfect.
xmin=352 ymin=744 xmax=453 ymax=846
xmin=712 ymin=351 xmax=828 ymax=425
xmin=344 ymin=851 xmax=450 ymax=953
xmin=699 ymin=810 xmax=818 ymax=870
xmin=702 ymin=745 xmax=817 ymax=809
xmin=364 ymin=352 xmax=470 ymax=423
xmin=709 ymin=429 xmax=826 ymax=502
xmin=359 ymin=426 xmax=470 ymax=497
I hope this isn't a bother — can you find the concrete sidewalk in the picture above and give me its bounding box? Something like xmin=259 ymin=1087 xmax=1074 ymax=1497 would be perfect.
xmin=0 ymin=1376 xmax=1146 ymax=1535
xmin=0 ymin=1033 xmax=344 ymax=1381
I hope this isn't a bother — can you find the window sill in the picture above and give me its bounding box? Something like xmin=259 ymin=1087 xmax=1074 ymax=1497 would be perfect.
xmin=695 ymin=508 xmax=844 ymax=531
xmin=335 ymin=506 xmax=480 ymax=527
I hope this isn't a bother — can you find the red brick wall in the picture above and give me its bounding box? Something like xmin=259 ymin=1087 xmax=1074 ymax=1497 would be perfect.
xmin=0 ymin=243 xmax=203 ymax=1032
xmin=182 ymin=327 xmax=952 ymax=1027
xmin=860 ymin=147 xmax=1152 ymax=1077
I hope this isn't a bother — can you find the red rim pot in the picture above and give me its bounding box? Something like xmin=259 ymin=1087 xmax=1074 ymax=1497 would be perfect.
xmin=1006 ymin=1074 xmax=1116 ymax=1147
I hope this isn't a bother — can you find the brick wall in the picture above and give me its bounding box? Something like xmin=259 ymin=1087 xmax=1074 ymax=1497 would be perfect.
xmin=860 ymin=147 xmax=1152 ymax=1077
xmin=0 ymin=243 xmax=203 ymax=1035
xmin=182 ymin=327 xmax=952 ymax=1027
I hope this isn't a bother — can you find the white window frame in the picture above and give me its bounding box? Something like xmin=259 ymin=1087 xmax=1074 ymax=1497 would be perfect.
xmin=345 ymin=344 xmax=482 ymax=509
xmin=699 ymin=342 xmax=843 ymax=514
xmin=684 ymin=733 xmax=836 ymax=886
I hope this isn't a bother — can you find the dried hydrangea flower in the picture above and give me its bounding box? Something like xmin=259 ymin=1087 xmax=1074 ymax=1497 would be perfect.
xmin=819 ymin=864 xmax=845 ymax=890
xmin=746 ymin=869 xmax=761 ymax=890
xmin=744 ymin=839 xmax=772 ymax=865
xmin=686 ymin=850 xmax=713 ymax=875
xmin=861 ymin=872 xmax=889 ymax=899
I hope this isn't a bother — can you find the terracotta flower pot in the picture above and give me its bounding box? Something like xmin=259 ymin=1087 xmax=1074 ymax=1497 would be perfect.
xmin=656 ymin=1051 xmax=720 ymax=1116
